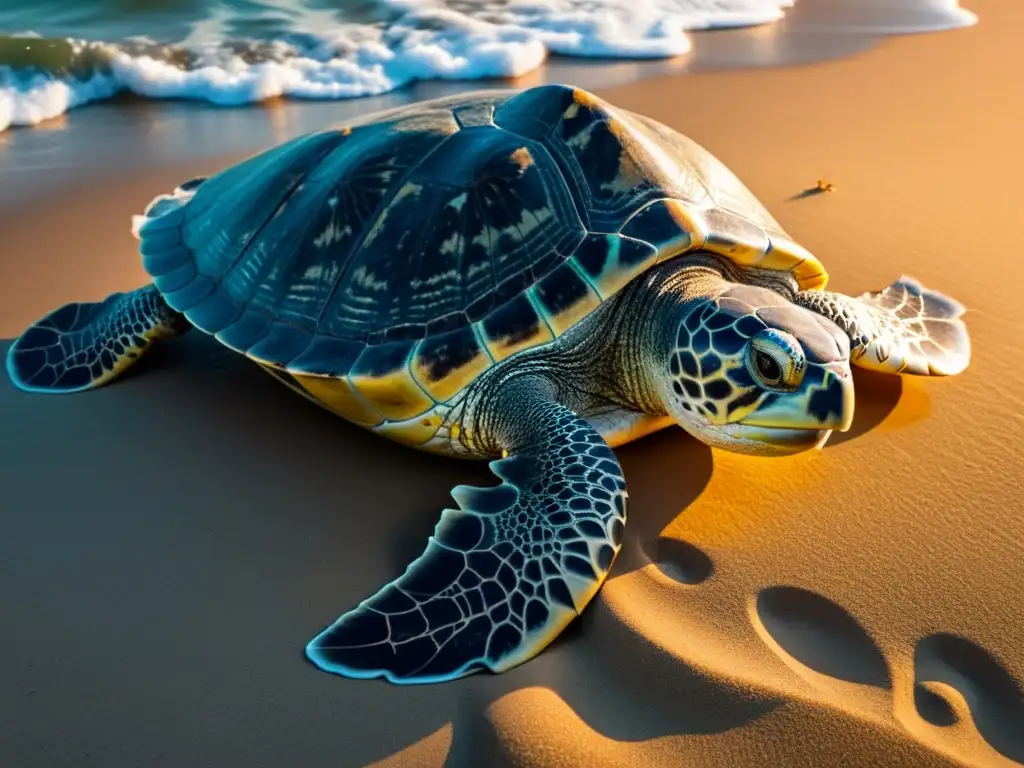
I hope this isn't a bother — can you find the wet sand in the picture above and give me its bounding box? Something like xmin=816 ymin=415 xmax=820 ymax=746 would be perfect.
xmin=1 ymin=0 xmax=1021 ymax=766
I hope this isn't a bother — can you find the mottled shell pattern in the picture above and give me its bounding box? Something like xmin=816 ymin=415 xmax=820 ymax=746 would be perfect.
xmin=133 ymin=84 xmax=827 ymax=451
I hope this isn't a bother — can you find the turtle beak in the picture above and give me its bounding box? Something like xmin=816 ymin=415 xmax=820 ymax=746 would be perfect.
xmin=737 ymin=362 xmax=855 ymax=433
xmin=807 ymin=362 xmax=855 ymax=433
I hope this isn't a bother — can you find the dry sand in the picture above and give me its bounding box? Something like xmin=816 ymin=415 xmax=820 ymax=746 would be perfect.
xmin=1 ymin=0 xmax=1022 ymax=766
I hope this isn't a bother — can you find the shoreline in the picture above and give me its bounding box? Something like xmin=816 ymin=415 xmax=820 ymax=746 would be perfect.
xmin=0 ymin=0 xmax=979 ymax=209
xmin=0 ymin=0 xmax=977 ymax=138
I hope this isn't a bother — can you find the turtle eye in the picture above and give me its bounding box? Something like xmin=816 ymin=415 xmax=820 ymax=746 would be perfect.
xmin=753 ymin=348 xmax=783 ymax=384
xmin=748 ymin=330 xmax=805 ymax=390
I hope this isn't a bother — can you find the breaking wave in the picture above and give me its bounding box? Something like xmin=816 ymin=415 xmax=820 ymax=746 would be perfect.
xmin=0 ymin=0 xmax=798 ymax=132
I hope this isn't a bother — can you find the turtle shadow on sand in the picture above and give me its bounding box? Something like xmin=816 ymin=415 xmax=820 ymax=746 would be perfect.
xmin=754 ymin=586 xmax=893 ymax=688
xmin=752 ymin=587 xmax=1024 ymax=764
xmin=914 ymin=634 xmax=1024 ymax=763
xmin=825 ymin=367 xmax=904 ymax=447
xmin=0 ymin=321 xmax=951 ymax=768
xmin=0 ymin=333 xmax=778 ymax=768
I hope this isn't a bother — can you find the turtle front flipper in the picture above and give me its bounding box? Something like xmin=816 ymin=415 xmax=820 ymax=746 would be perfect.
xmin=796 ymin=276 xmax=970 ymax=376
xmin=306 ymin=377 xmax=627 ymax=684
xmin=7 ymin=285 xmax=190 ymax=393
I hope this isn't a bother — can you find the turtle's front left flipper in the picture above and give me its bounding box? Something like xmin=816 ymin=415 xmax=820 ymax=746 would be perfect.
xmin=7 ymin=284 xmax=190 ymax=393
xmin=306 ymin=377 xmax=627 ymax=684
xmin=796 ymin=276 xmax=970 ymax=376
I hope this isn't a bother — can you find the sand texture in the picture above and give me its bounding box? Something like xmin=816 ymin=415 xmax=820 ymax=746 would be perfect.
xmin=1 ymin=1 xmax=1022 ymax=766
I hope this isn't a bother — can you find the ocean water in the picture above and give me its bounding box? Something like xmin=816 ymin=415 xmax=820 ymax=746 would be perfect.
xmin=0 ymin=0 xmax=977 ymax=134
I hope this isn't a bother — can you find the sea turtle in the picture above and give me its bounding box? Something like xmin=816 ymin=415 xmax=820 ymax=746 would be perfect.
xmin=6 ymin=85 xmax=970 ymax=685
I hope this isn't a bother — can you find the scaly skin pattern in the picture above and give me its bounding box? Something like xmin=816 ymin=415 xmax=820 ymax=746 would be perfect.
xmin=306 ymin=375 xmax=628 ymax=683
xmin=794 ymin=277 xmax=970 ymax=376
xmin=6 ymin=285 xmax=189 ymax=393
xmin=451 ymin=254 xmax=853 ymax=460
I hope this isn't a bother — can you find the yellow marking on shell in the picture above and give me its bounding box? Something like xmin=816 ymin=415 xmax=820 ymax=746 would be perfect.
xmin=616 ymin=112 xmax=691 ymax=196
xmin=510 ymin=147 xmax=534 ymax=171
xmin=608 ymin=152 xmax=647 ymax=194
xmin=572 ymin=88 xmax=601 ymax=108
xmin=548 ymin=294 xmax=602 ymax=336
xmin=477 ymin=296 xmax=557 ymax=364
xmin=374 ymin=409 xmax=444 ymax=448
xmin=530 ymin=279 xmax=602 ymax=338
xmin=350 ymin=366 xmax=436 ymax=422
xmin=291 ymin=372 xmax=384 ymax=426
xmin=705 ymin=234 xmax=768 ymax=265
xmin=590 ymin=236 xmax=623 ymax=298
xmin=792 ymin=258 xmax=830 ymax=291
xmin=588 ymin=235 xmax=660 ymax=299
xmin=601 ymin=117 xmax=649 ymax=195
xmin=478 ymin=313 xmax=555 ymax=363
xmin=756 ymin=235 xmax=829 ymax=290
xmin=702 ymin=209 xmax=772 ymax=266
xmin=621 ymin=198 xmax=708 ymax=262
xmin=340 ymin=126 xmax=352 ymax=136
xmin=756 ymin=237 xmax=813 ymax=271
xmin=600 ymin=414 xmax=675 ymax=449
xmin=563 ymin=91 xmax=605 ymax=152
xmin=410 ymin=344 xmax=493 ymax=404
xmin=663 ymin=199 xmax=707 ymax=257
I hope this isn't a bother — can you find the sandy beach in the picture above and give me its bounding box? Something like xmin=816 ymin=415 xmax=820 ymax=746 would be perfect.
xmin=1 ymin=0 xmax=1021 ymax=766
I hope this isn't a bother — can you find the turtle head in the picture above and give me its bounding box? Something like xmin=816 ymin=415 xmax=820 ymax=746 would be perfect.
xmin=660 ymin=283 xmax=854 ymax=456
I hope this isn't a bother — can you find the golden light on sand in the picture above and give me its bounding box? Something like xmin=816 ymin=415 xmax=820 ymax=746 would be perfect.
xmin=367 ymin=724 xmax=453 ymax=768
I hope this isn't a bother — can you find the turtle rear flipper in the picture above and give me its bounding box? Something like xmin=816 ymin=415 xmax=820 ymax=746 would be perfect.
xmin=7 ymin=285 xmax=189 ymax=394
xmin=306 ymin=377 xmax=627 ymax=684
xmin=797 ymin=276 xmax=970 ymax=376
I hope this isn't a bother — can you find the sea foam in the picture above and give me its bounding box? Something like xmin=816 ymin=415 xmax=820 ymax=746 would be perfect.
xmin=0 ymin=0 xmax=977 ymax=133
xmin=0 ymin=0 xmax=794 ymax=132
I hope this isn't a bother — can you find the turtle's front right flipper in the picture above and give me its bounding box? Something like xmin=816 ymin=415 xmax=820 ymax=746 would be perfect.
xmin=7 ymin=284 xmax=189 ymax=393
xmin=306 ymin=377 xmax=628 ymax=684
xmin=796 ymin=276 xmax=970 ymax=376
